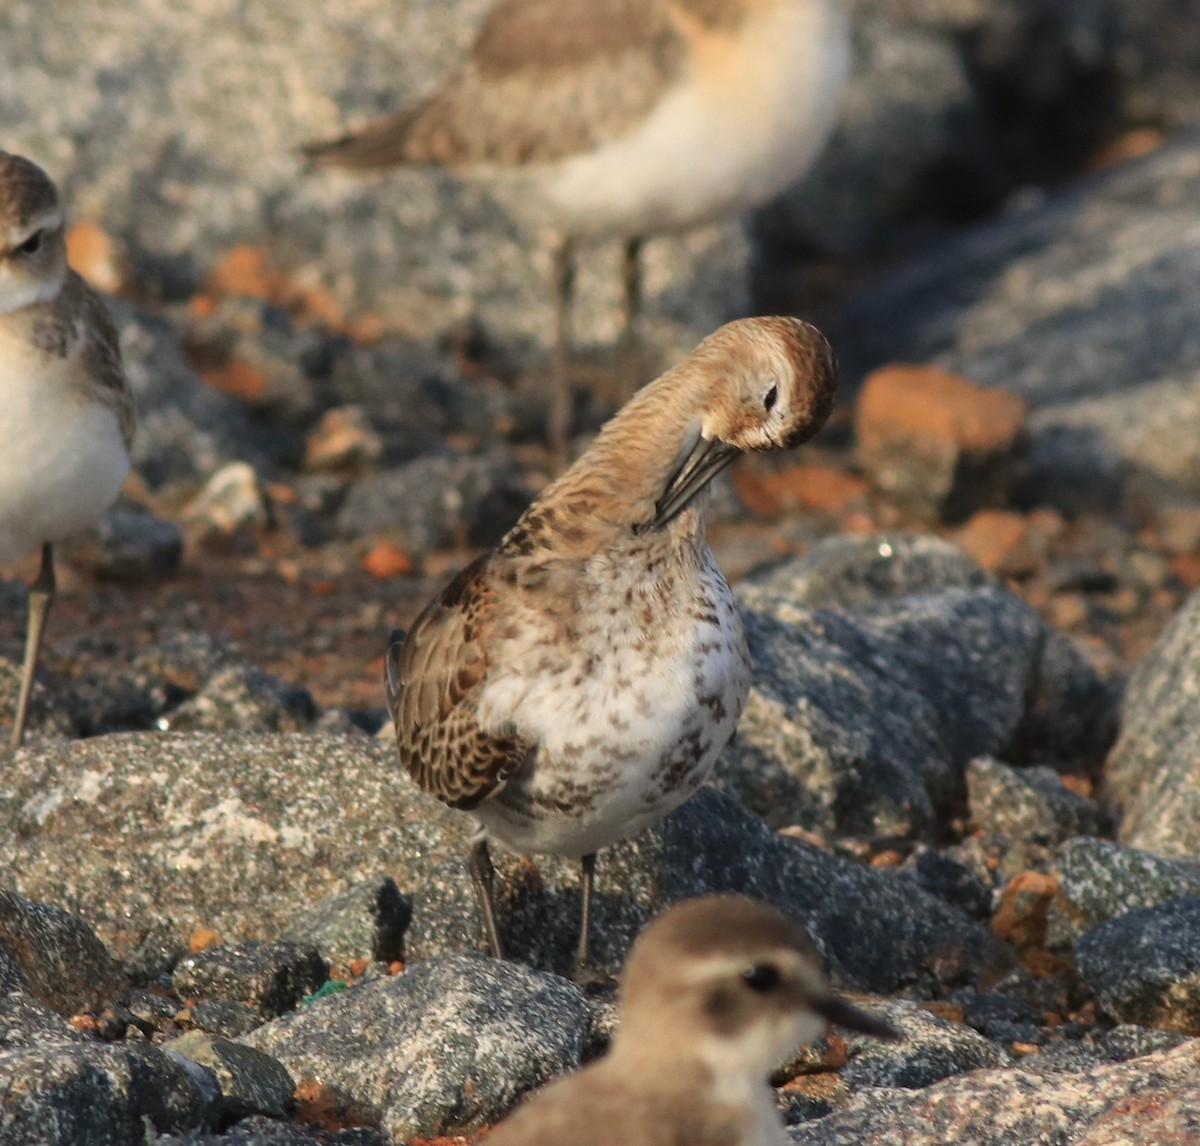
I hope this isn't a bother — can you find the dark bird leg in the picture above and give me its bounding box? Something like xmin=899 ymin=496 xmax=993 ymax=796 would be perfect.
xmin=619 ymin=236 xmax=644 ymax=369
xmin=10 ymin=543 xmax=54 ymax=752
xmin=468 ymin=835 xmax=505 ymax=959
xmin=572 ymin=851 xmax=598 ymax=980
xmin=549 ymin=234 xmax=577 ymax=470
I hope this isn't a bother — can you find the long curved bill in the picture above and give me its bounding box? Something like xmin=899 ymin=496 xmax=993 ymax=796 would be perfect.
xmin=647 ymin=437 xmax=742 ymax=531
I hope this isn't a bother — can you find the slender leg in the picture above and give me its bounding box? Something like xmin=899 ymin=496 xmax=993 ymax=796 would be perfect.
xmin=549 ymin=234 xmax=576 ymax=470
xmin=572 ymin=852 xmax=598 ymax=978
xmin=619 ymin=236 xmax=643 ymax=364
xmin=10 ymin=543 xmax=55 ymax=753
xmin=468 ymin=835 xmax=505 ymax=959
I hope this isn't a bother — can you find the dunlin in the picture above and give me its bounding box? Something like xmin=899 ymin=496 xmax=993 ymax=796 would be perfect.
xmin=305 ymin=0 xmax=849 ymax=461
xmin=0 ymin=153 xmax=135 ymax=750
xmin=385 ymin=316 xmax=837 ymax=973
xmin=487 ymin=895 xmax=898 ymax=1146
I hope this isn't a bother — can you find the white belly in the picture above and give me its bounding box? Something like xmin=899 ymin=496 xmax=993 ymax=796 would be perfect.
xmin=474 ymin=550 xmax=751 ymax=856
xmin=534 ymin=0 xmax=849 ymax=238
xmin=0 ymin=364 xmax=130 ymax=565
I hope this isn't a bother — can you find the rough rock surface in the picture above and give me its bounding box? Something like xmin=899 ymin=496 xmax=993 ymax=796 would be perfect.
xmin=173 ymin=942 xmax=329 ymax=1018
xmin=1047 ymin=837 xmax=1200 ymax=950
xmin=722 ymin=579 xmax=1111 ymax=838
xmin=1075 ymin=896 xmax=1200 ymax=1033
xmin=966 ymin=757 xmax=1109 ymax=845
xmin=1105 ymin=587 xmax=1200 ymax=856
xmin=242 ymin=954 xmax=591 ymax=1141
xmin=787 ymin=1037 xmax=1200 ymax=1144
xmin=838 ymin=135 xmax=1200 ymax=511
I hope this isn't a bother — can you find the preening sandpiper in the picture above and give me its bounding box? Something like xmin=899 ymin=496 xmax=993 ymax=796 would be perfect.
xmin=486 ymin=895 xmax=898 ymax=1146
xmin=385 ymin=316 xmax=837 ymax=973
xmin=0 ymin=152 xmax=135 ymax=751
xmin=305 ymin=0 xmax=849 ymax=461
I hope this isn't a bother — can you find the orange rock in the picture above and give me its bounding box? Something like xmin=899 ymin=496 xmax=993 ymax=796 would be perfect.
xmin=919 ymin=999 xmax=967 ymax=1024
xmin=209 ymin=244 xmax=280 ymax=300
xmin=991 ymin=870 xmax=1058 ymax=949
xmin=202 ymin=359 xmax=270 ymax=401
xmin=955 ymin=509 xmax=1037 ymax=576
xmin=857 ymin=364 xmax=1026 ymax=456
xmin=1171 ymin=553 xmax=1200 ymax=589
xmin=188 ymin=925 xmax=222 ymax=953
xmin=66 ymin=220 xmax=124 ymax=294
xmin=363 ymin=541 xmax=414 ymax=579
xmin=735 ymin=464 xmax=868 ymax=516
xmin=856 ymin=364 xmax=1027 ymax=520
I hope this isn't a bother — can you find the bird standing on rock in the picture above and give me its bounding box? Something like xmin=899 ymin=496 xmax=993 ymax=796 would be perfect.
xmin=485 ymin=895 xmax=898 ymax=1146
xmin=0 ymin=152 xmax=135 ymax=751
xmin=305 ymin=0 xmax=849 ymax=463
xmin=385 ymin=315 xmax=838 ymax=975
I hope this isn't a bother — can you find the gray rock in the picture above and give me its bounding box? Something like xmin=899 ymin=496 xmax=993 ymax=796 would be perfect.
xmin=837 ymin=135 xmax=1200 ymax=511
xmin=164 ymin=1032 xmax=295 ymax=1123
xmin=1075 ymin=896 xmax=1200 ymax=1032
xmin=112 ymin=303 xmax=275 ymax=492
xmin=1046 ymin=837 xmax=1200 ymax=950
xmin=158 ymin=1117 xmax=389 ymax=1145
xmin=64 ymin=504 xmax=183 ymax=584
xmin=336 ymin=448 xmax=530 ymax=553
xmin=241 ymin=954 xmax=591 ymax=1141
xmin=173 ymin=942 xmax=329 ymax=1018
xmin=787 ymin=1038 xmax=1200 ymax=1145
xmin=409 ymin=788 xmax=1007 ymax=995
xmin=283 ymin=876 xmax=411 ymax=969
xmin=162 ymin=665 xmax=318 ymax=733
xmin=1106 ymin=588 xmax=1200 ymax=856
xmin=0 ymin=1040 xmax=214 ymax=1145
xmin=720 ymin=583 xmax=1098 ymax=838
xmin=840 ymin=1000 xmax=1009 ymax=1089
xmin=0 ymin=993 xmax=90 ymax=1051
xmin=0 ymin=734 xmax=432 ymax=966
xmin=0 ymin=889 xmax=127 ymax=1017
xmin=739 ymin=534 xmax=993 ymax=612
xmin=187 ymin=1000 xmax=265 ymax=1041
xmin=966 ymin=757 xmax=1109 ymax=844
xmin=900 ymin=846 xmax=994 ymax=919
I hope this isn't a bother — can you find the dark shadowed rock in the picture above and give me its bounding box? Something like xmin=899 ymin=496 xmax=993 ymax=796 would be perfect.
xmin=162 ymin=666 xmax=318 ymax=734
xmin=720 ymin=581 xmax=1109 ymax=839
xmin=173 ymin=942 xmax=329 ymax=1019
xmin=164 ymin=1032 xmax=295 ymax=1123
xmin=1075 ymin=896 xmax=1200 ymax=1033
xmin=0 ymin=1041 xmax=215 ymax=1145
xmin=0 ymin=890 xmax=127 ymax=1017
xmin=157 ymin=1118 xmax=389 ymax=1145
xmin=283 ymin=876 xmax=411 ymax=969
xmin=0 ymin=993 xmax=90 ymax=1051
xmin=64 ymin=504 xmax=183 ymax=584
xmin=242 ymin=954 xmax=591 ymax=1141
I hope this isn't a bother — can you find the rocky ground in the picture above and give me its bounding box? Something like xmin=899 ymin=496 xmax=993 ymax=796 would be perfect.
xmin=4 ymin=0 xmax=1200 ymax=1143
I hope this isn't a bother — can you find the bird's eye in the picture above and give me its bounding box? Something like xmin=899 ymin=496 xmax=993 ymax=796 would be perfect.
xmin=763 ymin=385 xmax=778 ymax=412
xmin=741 ymin=962 xmax=781 ymax=993
xmin=15 ymin=230 xmax=43 ymax=256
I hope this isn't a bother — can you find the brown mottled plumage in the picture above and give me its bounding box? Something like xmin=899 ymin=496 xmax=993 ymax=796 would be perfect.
xmin=0 ymin=152 xmax=135 ymax=750
xmin=305 ymin=0 xmax=849 ymax=462
xmin=487 ymin=896 xmax=898 ymax=1146
xmin=385 ymin=317 xmax=837 ymax=972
